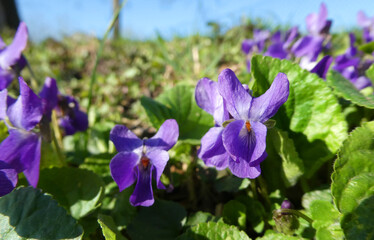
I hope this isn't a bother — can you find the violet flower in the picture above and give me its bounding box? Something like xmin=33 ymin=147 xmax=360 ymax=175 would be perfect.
xmin=0 ymin=77 xmax=43 ymax=188
xmin=333 ymin=33 xmax=372 ymax=90
xmin=242 ymin=29 xmax=271 ymax=72
xmin=110 ymin=119 xmax=179 ymax=206
xmin=195 ymin=78 xmax=230 ymax=170
xmin=56 ymin=95 xmax=88 ymax=135
xmin=39 ymin=77 xmax=88 ymax=135
xmin=0 ymin=22 xmax=28 ymax=90
xmin=291 ymin=35 xmax=324 ymax=69
xmin=357 ymin=11 xmax=374 ymax=43
xmin=196 ymin=69 xmax=289 ymax=178
xmin=310 ymin=55 xmax=333 ymax=79
xmin=306 ymin=3 xmax=332 ymax=36
xmin=265 ymin=27 xmax=299 ymax=60
xmin=0 ymin=160 xmax=18 ymax=197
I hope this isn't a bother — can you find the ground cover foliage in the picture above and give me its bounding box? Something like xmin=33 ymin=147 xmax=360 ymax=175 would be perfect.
xmin=0 ymin=3 xmax=374 ymax=239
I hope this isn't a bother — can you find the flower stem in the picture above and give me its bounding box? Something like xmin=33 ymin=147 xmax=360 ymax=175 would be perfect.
xmin=86 ymin=0 xmax=127 ymax=115
xmin=51 ymin=111 xmax=65 ymax=165
xmin=276 ymin=208 xmax=313 ymax=225
xmin=257 ymin=176 xmax=271 ymax=209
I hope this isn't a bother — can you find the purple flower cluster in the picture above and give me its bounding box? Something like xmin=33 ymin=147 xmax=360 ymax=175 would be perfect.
xmin=0 ymin=77 xmax=88 ymax=195
xmin=0 ymin=23 xmax=89 ymax=196
xmin=195 ymin=69 xmax=289 ymax=178
xmin=110 ymin=119 xmax=179 ymax=206
xmin=241 ymin=3 xmax=333 ymax=79
xmin=333 ymin=33 xmax=372 ymax=90
xmin=242 ymin=2 xmax=374 ymax=90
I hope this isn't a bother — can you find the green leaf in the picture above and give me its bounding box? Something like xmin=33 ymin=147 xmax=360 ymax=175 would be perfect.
xmin=185 ymin=211 xmax=219 ymax=227
xmin=98 ymin=214 xmax=127 ymax=240
xmin=331 ymin=121 xmax=374 ymax=239
xmin=309 ymin=200 xmax=340 ymax=229
xmin=180 ymin=221 xmax=251 ymax=240
xmin=341 ymin=195 xmax=374 ymax=240
xmin=0 ymin=121 xmax=9 ymax=142
xmin=141 ymin=84 xmax=213 ymax=144
xmin=37 ymin=167 xmax=105 ymax=219
xmin=222 ymin=200 xmax=247 ymax=230
xmin=326 ymin=71 xmax=374 ymax=108
xmin=0 ymin=187 xmax=83 ymax=240
xmin=127 ymin=199 xmax=187 ymax=240
xmin=251 ymin=55 xmax=347 ymax=177
xmin=331 ymin=121 xmax=374 ymax=212
xmin=214 ymin=175 xmax=250 ymax=193
xmin=236 ymin=195 xmax=265 ymax=233
xmin=268 ymin=128 xmax=304 ymax=186
xmin=257 ymin=230 xmax=301 ymax=240
xmin=302 ymin=189 xmax=332 ymax=209
xmin=365 ymin=64 xmax=374 ymax=85
xmin=358 ymin=41 xmax=374 ymax=54
xmin=111 ymin=187 xmax=137 ymax=229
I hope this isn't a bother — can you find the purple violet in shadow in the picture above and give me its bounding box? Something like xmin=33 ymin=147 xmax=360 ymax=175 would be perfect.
xmin=39 ymin=77 xmax=88 ymax=135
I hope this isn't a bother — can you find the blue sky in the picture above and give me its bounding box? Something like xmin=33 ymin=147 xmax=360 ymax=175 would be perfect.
xmin=16 ymin=0 xmax=374 ymax=42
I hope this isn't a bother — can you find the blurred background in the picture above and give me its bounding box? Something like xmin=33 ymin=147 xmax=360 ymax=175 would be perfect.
xmin=1 ymin=0 xmax=374 ymax=42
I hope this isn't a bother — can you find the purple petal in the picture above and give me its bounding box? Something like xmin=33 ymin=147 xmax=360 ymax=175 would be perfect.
xmin=198 ymin=127 xmax=229 ymax=170
xmin=0 ymin=160 xmax=18 ymax=197
xmin=39 ymin=77 xmax=58 ymax=116
xmin=110 ymin=151 xmax=139 ymax=191
xmin=22 ymin=137 xmax=41 ymax=188
xmin=246 ymin=59 xmax=251 ymax=73
xmin=292 ymin=36 xmax=323 ymax=62
xmin=7 ymin=77 xmax=43 ymax=131
xmin=281 ymin=200 xmax=293 ymax=209
xmin=130 ymin=166 xmax=154 ymax=207
xmin=195 ymin=78 xmax=228 ymax=124
xmin=249 ymin=73 xmax=289 ymax=122
xmin=241 ymin=39 xmax=254 ymax=55
xmin=265 ymin=42 xmax=288 ymax=59
xmin=146 ymin=149 xmax=169 ymax=189
xmin=351 ymin=76 xmax=372 ymax=90
xmin=0 ymin=89 xmax=7 ymax=120
xmin=110 ymin=125 xmax=143 ymax=153
xmin=222 ymin=120 xmax=267 ymax=164
xmin=145 ymin=119 xmax=179 ymax=151
xmin=271 ymin=31 xmax=282 ymax=42
xmin=284 ymin=27 xmax=299 ymax=48
xmin=218 ymin=69 xmax=252 ymax=120
xmin=310 ymin=56 xmax=333 ymax=79
xmin=0 ymin=129 xmax=41 ymax=187
xmin=0 ymin=68 xmax=15 ymax=90
xmin=306 ymin=3 xmax=329 ymax=35
xmin=253 ymin=29 xmax=270 ymax=51
xmin=347 ymin=33 xmax=357 ymax=57
xmin=0 ymin=22 xmax=28 ymax=69
xmin=357 ymin=11 xmax=372 ymax=28
xmin=228 ymin=157 xmax=261 ymax=179
xmin=59 ymin=109 xmax=88 ymax=135
xmin=195 ymin=78 xmax=216 ymax=115
xmin=334 ymin=55 xmax=360 ymax=71
xmin=363 ymin=28 xmax=374 ymax=43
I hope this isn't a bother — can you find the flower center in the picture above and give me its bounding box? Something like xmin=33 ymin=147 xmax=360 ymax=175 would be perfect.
xmin=245 ymin=121 xmax=251 ymax=132
xmin=140 ymin=156 xmax=150 ymax=168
